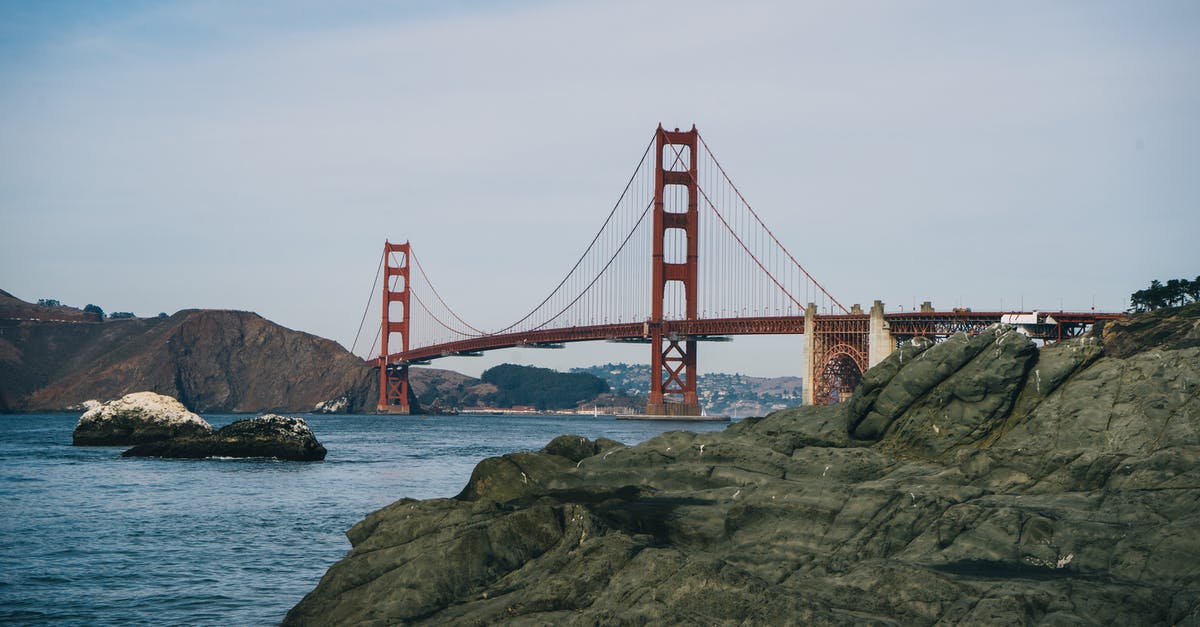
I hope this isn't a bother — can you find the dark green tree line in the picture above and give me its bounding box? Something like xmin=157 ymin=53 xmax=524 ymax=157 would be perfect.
xmin=480 ymin=364 xmax=610 ymax=410
xmin=1130 ymin=276 xmax=1200 ymax=312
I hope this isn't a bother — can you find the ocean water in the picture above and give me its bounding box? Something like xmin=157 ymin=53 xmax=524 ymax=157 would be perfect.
xmin=0 ymin=412 xmax=732 ymax=626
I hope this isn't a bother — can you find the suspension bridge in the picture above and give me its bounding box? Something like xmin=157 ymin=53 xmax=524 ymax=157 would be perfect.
xmin=361 ymin=125 xmax=1121 ymax=415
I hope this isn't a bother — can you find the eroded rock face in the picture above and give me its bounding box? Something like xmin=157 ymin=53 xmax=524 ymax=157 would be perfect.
xmin=1099 ymin=302 xmax=1200 ymax=358
xmin=285 ymin=316 xmax=1200 ymax=626
xmin=72 ymin=391 xmax=213 ymax=446
xmin=122 ymin=414 xmax=327 ymax=461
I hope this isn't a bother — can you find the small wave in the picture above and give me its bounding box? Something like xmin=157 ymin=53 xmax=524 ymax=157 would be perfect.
xmin=26 ymin=574 xmax=74 ymax=584
xmin=2 ymin=475 xmax=45 ymax=483
xmin=0 ymin=609 xmax=51 ymax=622
xmin=46 ymin=547 xmax=81 ymax=558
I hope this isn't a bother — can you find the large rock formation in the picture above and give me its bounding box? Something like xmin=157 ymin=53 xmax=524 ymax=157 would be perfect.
xmin=72 ymin=391 xmax=213 ymax=446
xmin=285 ymin=306 xmax=1200 ymax=625
xmin=122 ymin=414 xmax=327 ymax=461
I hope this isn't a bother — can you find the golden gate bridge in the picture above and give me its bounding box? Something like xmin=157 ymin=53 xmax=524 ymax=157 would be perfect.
xmin=360 ymin=125 xmax=1121 ymax=415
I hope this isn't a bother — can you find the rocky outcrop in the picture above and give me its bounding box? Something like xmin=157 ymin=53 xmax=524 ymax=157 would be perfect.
xmin=313 ymin=395 xmax=350 ymax=414
xmin=285 ymin=311 xmax=1200 ymax=626
xmin=1098 ymin=302 xmax=1200 ymax=358
xmin=122 ymin=414 xmax=327 ymax=461
xmin=72 ymin=391 xmax=213 ymax=446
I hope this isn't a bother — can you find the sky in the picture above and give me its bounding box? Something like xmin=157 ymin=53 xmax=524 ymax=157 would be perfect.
xmin=2 ymin=0 xmax=1197 ymax=378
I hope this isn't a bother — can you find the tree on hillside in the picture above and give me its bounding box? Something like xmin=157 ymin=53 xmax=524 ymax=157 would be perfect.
xmin=481 ymin=364 xmax=609 ymax=410
xmin=1166 ymin=279 xmax=1188 ymax=307
xmin=1130 ymin=277 xmax=1200 ymax=312
xmin=1187 ymin=276 xmax=1200 ymax=303
xmin=37 ymin=299 xmax=62 ymax=307
xmin=84 ymin=304 xmax=104 ymax=318
xmin=109 ymin=311 xmax=136 ymax=319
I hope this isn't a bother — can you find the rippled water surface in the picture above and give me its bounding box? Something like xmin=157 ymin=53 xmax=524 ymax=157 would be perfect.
xmin=0 ymin=413 xmax=732 ymax=625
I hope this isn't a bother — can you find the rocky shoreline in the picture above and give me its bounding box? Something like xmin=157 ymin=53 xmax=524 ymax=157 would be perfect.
xmin=284 ymin=305 xmax=1200 ymax=625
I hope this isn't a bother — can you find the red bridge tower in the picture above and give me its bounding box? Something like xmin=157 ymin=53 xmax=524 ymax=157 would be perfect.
xmin=378 ymin=240 xmax=411 ymax=413
xmin=647 ymin=125 xmax=701 ymax=416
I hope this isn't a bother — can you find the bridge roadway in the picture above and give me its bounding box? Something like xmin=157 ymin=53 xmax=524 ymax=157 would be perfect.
xmin=387 ymin=311 xmax=1121 ymax=365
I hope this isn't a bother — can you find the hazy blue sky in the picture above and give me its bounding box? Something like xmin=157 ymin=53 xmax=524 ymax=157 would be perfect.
xmin=2 ymin=1 xmax=1197 ymax=378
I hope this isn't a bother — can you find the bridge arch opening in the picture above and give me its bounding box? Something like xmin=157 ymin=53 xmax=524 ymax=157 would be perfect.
xmin=815 ymin=347 xmax=866 ymax=406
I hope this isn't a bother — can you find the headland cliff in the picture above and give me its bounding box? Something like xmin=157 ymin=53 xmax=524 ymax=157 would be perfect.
xmin=0 ymin=289 xmax=377 ymax=413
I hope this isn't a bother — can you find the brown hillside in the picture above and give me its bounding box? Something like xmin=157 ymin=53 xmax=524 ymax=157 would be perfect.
xmin=1 ymin=295 xmax=378 ymax=412
xmin=0 ymin=288 xmax=102 ymax=324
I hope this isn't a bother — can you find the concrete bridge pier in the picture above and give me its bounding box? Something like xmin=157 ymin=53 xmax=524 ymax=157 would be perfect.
xmin=868 ymin=300 xmax=894 ymax=368
xmin=801 ymin=302 xmax=817 ymax=406
xmin=801 ymin=300 xmax=895 ymax=405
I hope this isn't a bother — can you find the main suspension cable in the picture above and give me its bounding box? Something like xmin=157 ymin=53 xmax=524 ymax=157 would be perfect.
xmin=351 ymin=249 xmax=384 ymax=356
xmin=408 ymin=245 xmax=487 ymax=336
xmin=487 ymin=132 xmax=657 ymax=335
xmin=662 ymin=139 xmax=805 ymax=312
xmin=696 ymin=131 xmax=849 ymax=314
xmin=526 ymin=198 xmax=654 ymax=331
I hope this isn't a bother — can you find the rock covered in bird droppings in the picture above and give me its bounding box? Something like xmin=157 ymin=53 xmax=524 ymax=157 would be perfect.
xmin=313 ymin=395 xmax=350 ymax=414
xmin=122 ymin=414 xmax=327 ymax=461
xmin=72 ymin=391 xmax=213 ymax=446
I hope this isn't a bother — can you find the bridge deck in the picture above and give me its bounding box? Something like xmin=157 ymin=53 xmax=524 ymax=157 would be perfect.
xmin=387 ymin=311 xmax=1123 ymax=365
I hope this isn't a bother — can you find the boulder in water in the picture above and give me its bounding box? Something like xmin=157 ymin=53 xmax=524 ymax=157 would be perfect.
xmin=122 ymin=414 xmax=326 ymax=461
xmin=72 ymin=391 xmax=213 ymax=446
